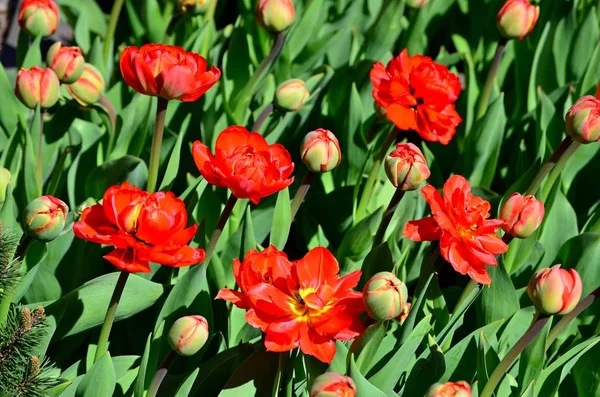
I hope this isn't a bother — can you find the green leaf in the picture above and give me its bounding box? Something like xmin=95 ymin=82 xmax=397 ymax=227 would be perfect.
xmin=85 ymin=155 xmax=148 ymax=199
xmin=403 ymin=335 xmax=446 ymax=396
xmin=476 ymin=259 xmax=519 ymax=326
xmin=241 ymin=206 xmax=257 ymax=256
xmin=517 ymin=319 xmax=550 ymax=395
xmin=75 ymin=352 xmax=116 ymax=397
xmin=557 ymin=232 xmax=600 ymax=296
xmin=348 ymin=353 xmax=387 ymax=397
xmin=21 ymin=35 xmax=42 ymax=68
xmin=270 ymin=187 xmax=291 ymax=249
xmin=159 ymin=115 xmax=191 ymax=191
xmin=351 ymin=322 xmax=386 ymax=374
xmin=0 ymin=62 xmax=21 ymax=134
xmin=134 ymin=333 xmax=152 ymax=397
xmin=398 ymin=272 xmax=434 ymax=344
xmin=538 ymin=188 xmax=578 ymax=268
xmin=568 ymin=6 xmax=599 ymax=81
xmin=337 ymin=207 xmax=384 ymax=274
xmin=476 ymin=332 xmax=500 ymax=389
xmin=286 ymin=0 xmax=325 ymax=60
xmin=175 ymin=368 xmax=200 ymax=397
xmin=362 ymin=1 xmax=405 ymax=61
xmin=74 ymin=16 xmax=91 ymax=54
xmin=143 ymin=0 xmax=168 ymax=43
xmin=218 ymin=350 xmax=279 ymax=396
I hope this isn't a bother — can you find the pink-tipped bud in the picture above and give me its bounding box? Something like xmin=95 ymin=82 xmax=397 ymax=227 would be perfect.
xmin=275 ymin=79 xmax=309 ymax=111
xmin=310 ymin=372 xmax=356 ymax=397
xmin=15 ymin=67 xmax=60 ymax=109
xmin=300 ymin=129 xmax=341 ymax=173
xmin=500 ymin=193 xmax=544 ymax=239
xmin=565 ymin=96 xmax=600 ymax=144
xmin=527 ymin=265 xmax=582 ymax=315
xmin=18 ymin=0 xmax=59 ymax=38
xmin=167 ymin=315 xmax=209 ymax=356
xmin=23 ymin=196 xmax=69 ymax=242
xmin=178 ymin=0 xmax=210 ymax=13
xmin=0 ymin=168 xmax=10 ymax=206
xmin=46 ymin=42 xmax=85 ymax=84
xmin=66 ymin=63 xmax=105 ymax=106
xmin=406 ymin=0 xmax=428 ymax=8
xmin=384 ymin=143 xmax=431 ymax=191
xmin=363 ymin=272 xmax=408 ymax=321
xmin=256 ymin=0 xmax=295 ymax=33
xmin=427 ymin=381 xmax=472 ymax=397
xmin=496 ymin=0 xmax=539 ymax=40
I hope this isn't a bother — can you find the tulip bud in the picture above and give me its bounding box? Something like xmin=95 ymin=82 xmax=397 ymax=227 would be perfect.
xmin=496 ymin=0 xmax=539 ymax=40
xmin=427 ymin=381 xmax=472 ymax=397
xmin=363 ymin=272 xmax=408 ymax=321
xmin=384 ymin=143 xmax=431 ymax=191
xmin=46 ymin=42 xmax=85 ymax=84
xmin=527 ymin=265 xmax=582 ymax=315
xmin=565 ymin=95 xmax=600 ymax=144
xmin=15 ymin=67 xmax=60 ymax=109
xmin=18 ymin=0 xmax=60 ymax=38
xmin=66 ymin=63 xmax=105 ymax=106
xmin=274 ymin=79 xmax=309 ymax=111
xmin=0 ymin=168 xmax=10 ymax=206
xmin=499 ymin=193 xmax=544 ymax=239
xmin=178 ymin=0 xmax=210 ymax=13
xmin=168 ymin=315 xmax=209 ymax=356
xmin=300 ymin=129 xmax=341 ymax=173
xmin=398 ymin=302 xmax=411 ymax=325
xmin=23 ymin=196 xmax=69 ymax=242
xmin=256 ymin=0 xmax=295 ymax=33
xmin=406 ymin=0 xmax=427 ymax=8
xmin=310 ymin=372 xmax=356 ymax=397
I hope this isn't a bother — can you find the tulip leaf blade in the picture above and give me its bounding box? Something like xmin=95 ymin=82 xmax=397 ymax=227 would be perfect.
xmin=174 ymin=368 xmax=200 ymax=397
xmin=348 ymin=353 xmax=387 ymax=397
xmin=75 ymin=352 xmax=116 ymax=397
xmin=159 ymin=115 xmax=191 ymax=191
xmin=270 ymin=187 xmax=291 ymax=250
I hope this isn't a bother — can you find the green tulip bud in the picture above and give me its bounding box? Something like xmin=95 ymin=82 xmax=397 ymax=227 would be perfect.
xmin=66 ymin=63 xmax=105 ymax=106
xmin=168 ymin=315 xmax=209 ymax=356
xmin=256 ymin=0 xmax=295 ymax=33
xmin=300 ymin=129 xmax=342 ymax=173
xmin=15 ymin=67 xmax=60 ymax=109
xmin=363 ymin=272 xmax=408 ymax=321
xmin=23 ymin=195 xmax=69 ymax=242
xmin=275 ymin=79 xmax=309 ymax=111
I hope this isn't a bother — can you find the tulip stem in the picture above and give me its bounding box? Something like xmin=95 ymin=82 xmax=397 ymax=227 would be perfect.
xmin=546 ymin=286 xmax=600 ymax=347
xmin=480 ymin=315 xmax=550 ymax=397
xmin=35 ymin=107 xmax=43 ymax=195
xmin=476 ymin=39 xmax=506 ymax=120
xmin=252 ymin=103 xmax=275 ymax=133
xmin=99 ymin=95 xmax=117 ymax=155
xmin=373 ymin=189 xmax=405 ymax=246
xmin=355 ymin=128 xmax=398 ymax=225
xmin=147 ymin=98 xmax=169 ymax=194
xmin=525 ymin=136 xmax=575 ymax=197
xmin=540 ymin=140 xmax=581 ymax=200
xmin=103 ymin=0 xmax=126 ymax=65
xmin=94 ymin=271 xmax=130 ymax=363
xmin=205 ymin=194 xmax=238 ymax=264
xmin=290 ymin=172 xmax=314 ymax=221
xmin=147 ymin=350 xmax=177 ymax=397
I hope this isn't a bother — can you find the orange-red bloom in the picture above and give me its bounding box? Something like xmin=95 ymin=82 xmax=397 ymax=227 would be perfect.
xmin=403 ymin=175 xmax=508 ymax=284
xmin=192 ymin=126 xmax=294 ymax=204
xmin=370 ymin=49 xmax=462 ymax=144
xmin=73 ymin=182 xmax=204 ymax=273
xmin=217 ymin=246 xmax=364 ymax=363
xmin=120 ymin=44 xmax=220 ymax=102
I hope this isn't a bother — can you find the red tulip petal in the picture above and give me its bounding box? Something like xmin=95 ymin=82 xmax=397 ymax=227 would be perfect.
xmin=216 ymin=288 xmax=248 ymax=309
xmin=180 ymin=67 xmax=221 ymax=102
xmin=73 ymin=204 xmax=118 ymax=244
xmin=403 ymin=217 xmax=441 ymax=242
xmin=264 ymin=331 xmax=299 ymax=352
xmin=386 ymin=103 xmax=418 ymax=131
xmin=156 ymin=65 xmax=196 ymax=100
xmin=299 ymin=328 xmax=336 ymax=364
xmin=103 ymin=248 xmax=151 ymax=273
xmin=296 ymin=247 xmax=340 ymax=290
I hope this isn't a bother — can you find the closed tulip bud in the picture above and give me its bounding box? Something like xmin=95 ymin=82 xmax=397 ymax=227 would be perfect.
xmin=398 ymin=302 xmax=411 ymax=325
xmin=310 ymin=372 xmax=356 ymax=397
xmin=275 ymin=79 xmax=309 ymax=111
xmin=500 ymin=193 xmax=544 ymax=239
xmin=427 ymin=381 xmax=472 ymax=397
xmin=23 ymin=196 xmax=69 ymax=242
xmin=18 ymin=0 xmax=60 ymax=38
xmin=178 ymin=0 xmax=210 ymax=13
xmin=15 ymin=67 xmax=60 ymax=109
xmin=565 ymin=96 xmax=600 ymax=144
xmin=46 ymin=42 xmax=85 ymax=84
xmin=496 ymin=0 xmax=539 ymax=40
xmin=406 ymin=0 xmax=427 ymax=8
xmin=363 ymin=272 xmax=408 ymax=321
xmin=385 ymin=143 xmax=430 ymax=191
xmin=168 ymin=315 xmax=209 ymax=356
xmin=527 ymin=265 xmax=582 ymax=315
xmin=0 ymin=168 xmax=11 ymax=206
xmin=256 ymin=0 xmax=295 ymax=33
xmin=300 ymin=129 xmax=341 ymax=173
xmin=66 ymin=63 xmax=105 ymax=106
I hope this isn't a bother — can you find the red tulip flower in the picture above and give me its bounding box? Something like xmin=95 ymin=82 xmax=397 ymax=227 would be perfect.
xmin=370 ymin=49 xmax=462 ymax=144
xmin=403 ymin=175 xmax=508 ymax=285
xmin=217 ymin=245 xmax=364 ymax=363
xmin=192 ymin=126 xmax=294 ymax=204
xmin=120 ymin=44 xmax=221 ymax=102
xmin=73 ymin=182 xmax=204 ymax=273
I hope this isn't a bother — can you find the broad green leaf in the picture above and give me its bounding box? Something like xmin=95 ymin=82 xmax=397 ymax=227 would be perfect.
xmin=218 ymin=350 xmax=279 ymax=396
xmin=398 ymin=272 xmax=434 ymax=344
xmin=241 ymin=206 xmax=257 ymax=255
xmin=74 ymin=16 xmax=91 ymax=54
xmin=476 ymin=332 xmax=500 ymax=388
xmin=348 ymin=354 xmax=387 ymax=397
xmin=286 ymin=0 xmax=325 ymax=60
xmin=538 ymin=188 xmax=578 ymax=269
xmin=134 ymin=333 xmax=153 ymax=397
xmin=362 ymin=1 xmax=405 ymax=62
xmin=403 ymin=335 xmax=446 ymax=396
xmin=175 ymin=368 xmax=200 ymax=397
xmin=567 ymin=6 xmax=599 ymax=81
xmin=476 ymin=259 xmax=519 ymax=326
xmin=573 ymin=342 xmax=600 ymax=397
xmin=517 ymin=319 xmax=550 ymax=395
xmin=75 ymin=352 xmax=116 ymax=397
xmin=0 ymin=62 xmax=21 ymax=134
xmin=270 ymin=187 xmax=291 ymax=249
xmin=21 ymin=35 xmax=42 ymax=68
xmin=337 ymin=207 xmax=383 ymax=274
xmin=557 ymin=232 xmax=600 ymax=296
xmin=158 ymin=115 xmax=191 ymax=191
xmin=85 ymin=155 xmax=148 ymax=199
xmin=351 ymin=322 xmax=386 ymax=374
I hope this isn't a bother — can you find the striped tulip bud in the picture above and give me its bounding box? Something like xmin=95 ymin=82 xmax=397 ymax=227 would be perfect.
xmin=565 ymin=96 xmax=600 ymax=144
xmin=500 ymin=193 xmax=544 ymax=239
xmin=363 ymin=272 xmax=408 ymax=321
xmin=527 ymin=265 xmax=582 ymax=315
xmin=23 ymin=196 xmax=69 ymax=242
xmin=385 ymin=143 xmax=430 ymax=191
xmin=256 ymin=0 xmax=295 ymax=33
xmin=496 ymin=0 xmax=539 ymax=40
xmin=18 ymin=0 xmax=59 ymax=38
xmin=275 ymin=79 xmax=309 ymax=111
xmin=427 ymin=381 xmax=472 ymax=397
xmin=310 ymin=372 xmax=356 ymax=397
xmin=15 ymin=67 xmax=60 ymax=109
xmin=46 ymin=42 xmax=85 ymax=84
xmin=406 ymin=0 xmax=427 ymax=8
xmin=300 ymin=129 xmax=341 ymax=173
xmin=168 ymin=315 xmax=209 ymax=356
xmin=178 ymin=0 xmax=210 ymax=13
xmin=0 ymin=168 xmax=11 ymax=206
xmin=66 ymin=63 xmax=105 ymax=106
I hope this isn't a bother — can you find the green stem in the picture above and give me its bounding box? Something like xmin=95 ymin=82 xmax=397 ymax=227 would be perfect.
xmin=480 ymin=315 xmax=550 ymax=397
xmin=540 ymin=140 xmax=581 ymax=200
xmin=35 ymin=108 xmax=43 ymax=195
xmin=272 ymin=352 xmax=287 ymax=397
xmin=251 ymin=103 xmax=275 ymax=133
xmin=290 ymin=172 xmax=314 ymax=222
xmin=373 ymin=189 xmax=405 ymax=246
xmin=147 ymin=98 xmax=169 ymax=194
xmin=525 ymin=136 xmax=575 ymax=196
xmin=355 ymin=129 xmax=399 ymax=224
xmin=103 ymin=0 xmax=126 ymax=65
xmin=546 ymin=286 xmax=600 ymax=347
xmin=94 ymin=271 xmax=130 ymax=363
xmin=205 ymin=194 xmax=238 ymax=264
xmin=476 ymin=39 xmax=506 ymax=120
xmin=147 ymin=350 xmax=177 ymax=397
